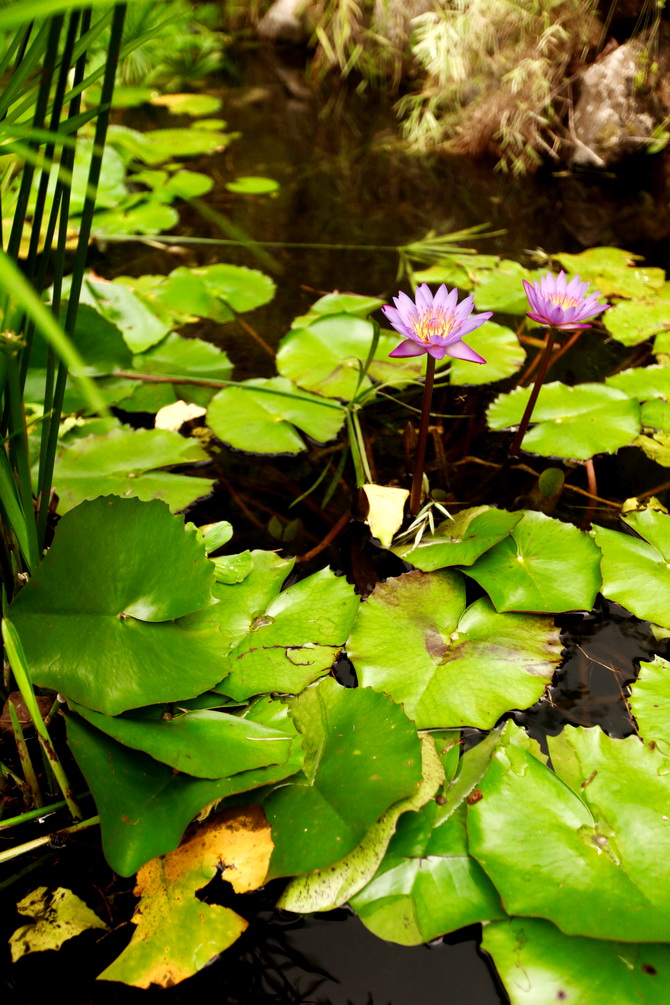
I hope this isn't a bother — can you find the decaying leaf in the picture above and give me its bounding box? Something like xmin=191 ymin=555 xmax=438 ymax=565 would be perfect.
xmin=155 ymin=400 xmax=206 ymax=431
xmin=98 ymin=805 xmax=273 ymax=989
xmin=10 ymin=887 xmax=108 ymax=962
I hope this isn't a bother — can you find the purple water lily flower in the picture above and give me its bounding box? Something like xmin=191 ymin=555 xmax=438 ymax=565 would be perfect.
xmin=382 ymin=283 xmax=493 ymax=363
xmin=523 ymin=271 xmax=609 ymax=330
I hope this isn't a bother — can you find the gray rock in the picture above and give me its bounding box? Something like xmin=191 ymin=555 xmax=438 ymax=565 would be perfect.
xmin=570 ymin=40 xmax=654 ymax=167
xmin=257 ymin=0 xmax=311 ymax=44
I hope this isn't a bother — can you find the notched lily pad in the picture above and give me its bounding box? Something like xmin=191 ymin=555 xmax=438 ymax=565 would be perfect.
xmin=595 ymin=509 xmax=670 ymax=629
xmin=393 ymin=506 xmax=522 ymax=571
xmin=347 ymin=569 xmax=561 ymax=729
xmin=462 ymin=510 xmax=602 ymax=613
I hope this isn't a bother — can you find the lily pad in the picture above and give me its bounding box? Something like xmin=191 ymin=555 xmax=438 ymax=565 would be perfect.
xmin=51 ymin=427 xmax=213 ymax=515
xmin=604 ymin=300 xmax=670 ymax=346
xmin=77 ymin=273 xmax=170 ymax=353
xmin=65 ymin=697 xmax=304 ymax=876
xmin=606 ymin=365 xmax=670 ymax=401
xmin=9 ymin=497 xmax=224 ymax=714
xmin=554 ymin=247 xmax=665 ymax=299
xmin=468 ymin=723 xmax=670 ymax=941
xmin=225 ymin=176 xmax=280 ymax=194
xmin=462 ymin=510 xmax=602 ymax=613
xmin=277 ymin=314 xmax=379 ymax=400
xmin=483 ymin=918 xmax=670 ymax=1005
xmin=69 ymin=702 xmax=294 ymax=780
xmin=472 ymin=260 xmax=536 ymax=314
xmin=595 ymin=509 xmax=670 ymax=628
xmin=107 ymin=124 xmax=234 ymax=166
xmin=262 ymin=677 xmax=422 ymax=879
xmin=10 ymin=887 xmax=108 ymax=962
xmin=153 ymin=263 xmax=275 ymax=320
xmin=29 ymin=304 xmax=132 ymax=376
xmin=350 ymin=800 xmax=505 ymax=945
xmin=207 ymin=377 xmax=345 ymax=454
xmin=393 ymin=506 xmax=522 ymax=571
xmin=347 ymin=569 xmax=561 ymax=729
xmin=92 ymin=201 xmax=180 ymax=238
xmin=629 ymin=656 xmax=670 ymax=748
xmin=487 ymin=381 xmax=641 ymax=459
xmin=277 ymin=735 xmax=444 ymax=914
xmin=448 ymin=322 xmax=525 ymax=385
xmin=150 ymin=93 xmax=223 ymax=117
xmin=216 ymin=567 xmax=359 ymax=701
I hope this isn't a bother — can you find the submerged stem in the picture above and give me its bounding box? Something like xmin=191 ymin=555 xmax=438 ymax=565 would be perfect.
xmin=508 ymin=328 xmax=556 ymax=459
xmin=409 ymin=355 xmax=436 ymax=516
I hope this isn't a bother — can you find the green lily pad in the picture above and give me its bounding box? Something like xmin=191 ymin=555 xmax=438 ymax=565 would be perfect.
xmin=92 ymin=201 xmax=180 ymax=237
xmin=393 ymin=506 xmax=522 ymax=571
xmin=30 ymin=304 xmax=132 ymax=376
xmin=413 ymin=253 xmax=502 ymax=292
xmin=204 ymin=550 xmax=294 ymax=653
xmin=606 ymin=365 xmax=670 ymax=401
xmin=468 ymin=723 xmax=670 ymax=941
xmin=262 ymin=677 xmax=422 ymax=879
xmin=107 ymin=124 xmax=235 ymax=166
xmin=151 ymin=93 xmax=223 ymax=117
xmin=51 ymin=428 xmax=213 ymax=515
xmin=154 ymin=263 xmax=275 ymax=320
xmin=488 ymin=381 xmax=641 ymax=459
xmin=277 ymin=735 xmax=444 ymax=914
xmin=347 ymin=569 xmax=561 ymax=729
xmin=350 ymin=800 xmax=505 ymax=945
xmin=162 ymin=170 xmax=214 ymax=199
xmin=133 ymin=331 xmax=233 ymax=382
xmin=217 ymin=567 xmax=359 ymax=701
xmin=65 ymin=697 xmax=304 ymax=876
xmin=77 ymin=273 xmax=170 ymax=353
xmin=9 ymin=497 xmax=224 ymax=714
xmin=604 ymin=300 xmax=670 ymax=346
xmin=448 ymin=321 xmax=525 ymax=385
xmin=207 ymin=377 xmax=345 ymax=454
xmin=277 ymin=314 xmax=379 ymax=400
xmin=483 ymin=918 xmax=670 ymax=1005
xmin=594 ymin=509 xmax=670 ymax=628
xmin=629 ymin=656 xmax=670 ymax=748
xmin=472 ymin=260 xmax=536 ymax=314
xmin=463 ymin=510 xmax=602 ymax=613
xmin=211 ymin=551 xmax=254 ymax=585
xmin=225 ymin=176 xmax=279 ymax=194
xmin=640 ymin=400 xmax=670 ymax=432
xmin=70 ymin=702 xmax=293 ymax=780
xmin=554 ymin=247 xmax=665 ymax=299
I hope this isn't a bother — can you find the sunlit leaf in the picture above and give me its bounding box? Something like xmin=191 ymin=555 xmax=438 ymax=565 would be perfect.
xmin=604 ymin=300 xmax=670 ymax=346
xmin=277 ymin=314 xmax=378 ymax=400
xmin=150 ymin=93 xmax=223 ymax=116
xmin=76 ymin=273 xmax=170 ymax=352
xmin=347 ymin=569 xmax=561 ymax=728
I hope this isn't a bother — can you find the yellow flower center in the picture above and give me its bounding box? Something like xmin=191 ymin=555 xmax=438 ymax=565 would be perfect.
xmin=546 ymin=293 xmax=579 ymax=309
xmin=413 ymin=310 xmax=456 ymax=343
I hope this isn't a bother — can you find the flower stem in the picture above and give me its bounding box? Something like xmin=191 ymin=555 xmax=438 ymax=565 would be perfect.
xmin=410 ymin=355 xmax=436 ymax=516
xmin=508 ymin=328 xmax=556 ymax=459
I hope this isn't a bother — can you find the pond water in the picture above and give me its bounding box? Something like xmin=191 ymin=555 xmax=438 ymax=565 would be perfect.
xmin=4 ymin=43 xmax=670 ymax=1004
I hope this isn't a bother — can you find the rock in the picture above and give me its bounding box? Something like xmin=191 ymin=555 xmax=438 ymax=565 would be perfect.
xmin=372 ymin=0 xmax=435 ymax=50
xmin=570 ymin=40 xmax=655 ymax=167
